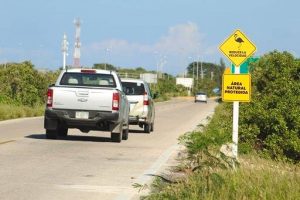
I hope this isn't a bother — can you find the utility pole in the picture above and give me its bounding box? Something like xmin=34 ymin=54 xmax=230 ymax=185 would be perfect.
xmin=61 ymin=33 xmax=69 ymax=70
xmin=196 ymin=57 xmax=199 ymax=80
xmin=73 ymin=18 xmax=81 ymax=68
xmin=104 ymin=48 xmax=110 ymax=70
xmin=192 ymin=61 xmax=195 ymax=79
xmin=161 ymin=55 xmax=167 ymax=78
xmin=201 ymin=60 xmax=204 ymax=80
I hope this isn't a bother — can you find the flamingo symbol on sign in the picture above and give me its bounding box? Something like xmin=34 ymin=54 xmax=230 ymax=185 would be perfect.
xmin=234 ymin=34 xmax=244 ymax=49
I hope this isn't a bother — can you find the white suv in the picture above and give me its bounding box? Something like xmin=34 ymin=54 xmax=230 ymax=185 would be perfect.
xmin=121 ymin=79 xmax=155 ymax=133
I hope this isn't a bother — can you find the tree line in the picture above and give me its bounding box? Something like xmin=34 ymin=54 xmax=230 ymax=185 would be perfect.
xmin=0 ymin=61 xmax=59 ymax=107
xmin=0 ymin=59 xmax=227 ymax=107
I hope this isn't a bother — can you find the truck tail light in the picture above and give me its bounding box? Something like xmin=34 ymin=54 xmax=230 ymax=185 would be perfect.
xmin=47 ymin=89 xmax=53 ymax=108
xmin=143 ymin=92 xmax=149 ymax=106
xmin=112 ymin=92 xmax=120 ymax=111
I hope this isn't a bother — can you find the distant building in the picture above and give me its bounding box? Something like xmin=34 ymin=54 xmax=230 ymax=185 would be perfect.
xmin=176 ymin=78 xmax=193 ymax=89
xmin=140 ymin=73 xmax=157 ymax=84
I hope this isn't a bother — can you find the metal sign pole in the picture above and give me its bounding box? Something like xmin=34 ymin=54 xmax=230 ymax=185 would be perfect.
xmin=232 ymin=65 xmax=240 ymax=159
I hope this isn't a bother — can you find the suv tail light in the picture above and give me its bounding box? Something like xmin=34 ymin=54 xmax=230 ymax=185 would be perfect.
xmin=112 ymin=92 xmax=120 ymax=111
xmin=143 ymin=92 xmax=149 ymax=106
xmin=47 ymin=89 xmax=53 ymax=108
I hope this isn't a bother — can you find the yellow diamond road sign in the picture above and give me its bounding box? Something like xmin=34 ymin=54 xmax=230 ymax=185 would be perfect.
xmin=219 ymin=29 xmax=256 ymax=66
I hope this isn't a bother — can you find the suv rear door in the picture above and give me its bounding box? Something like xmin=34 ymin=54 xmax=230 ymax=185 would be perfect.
xmin=121 ymin=81 xmax=145 ymax=113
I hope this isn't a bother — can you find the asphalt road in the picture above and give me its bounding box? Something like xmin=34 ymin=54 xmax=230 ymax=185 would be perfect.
xmin=0 ymin=98 xmax=218 ymax=200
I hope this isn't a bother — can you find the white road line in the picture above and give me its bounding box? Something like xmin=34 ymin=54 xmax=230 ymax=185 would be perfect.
xmin=0 ymin=140 xmax=15 ymax=145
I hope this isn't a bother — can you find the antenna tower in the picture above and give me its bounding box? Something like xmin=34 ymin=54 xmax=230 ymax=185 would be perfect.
xmin=73 ymin=18 xmax=81 ymax=67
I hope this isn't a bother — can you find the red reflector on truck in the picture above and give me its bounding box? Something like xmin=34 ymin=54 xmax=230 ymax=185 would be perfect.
xmin=47 ymin=89 xmax=53 ymax=108
xmin=112 ymin=92 xmax=120 ymax=111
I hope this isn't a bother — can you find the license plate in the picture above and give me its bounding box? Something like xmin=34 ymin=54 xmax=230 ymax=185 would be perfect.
xmin=75 ymin=111 xmax=89 ymax=119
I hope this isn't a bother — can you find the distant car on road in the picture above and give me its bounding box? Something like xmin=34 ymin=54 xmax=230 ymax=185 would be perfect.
xmin=195 ymin=92 xmax=208 ymax=103
xmin=121 ymin=78 xmax=155 ymax=133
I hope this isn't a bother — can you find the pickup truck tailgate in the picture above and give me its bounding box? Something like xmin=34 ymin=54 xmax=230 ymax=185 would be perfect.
xmin=52 ymin=87 xmax=114 ymax=111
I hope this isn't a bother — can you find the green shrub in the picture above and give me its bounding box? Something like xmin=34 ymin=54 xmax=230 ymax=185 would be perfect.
xmin=239 ymin=51 xmax=300 ymax=162
xmin=0 ymin=61 xmax=59 ymax=107
xmin=179 ymin=103 xmax=232 ymax=156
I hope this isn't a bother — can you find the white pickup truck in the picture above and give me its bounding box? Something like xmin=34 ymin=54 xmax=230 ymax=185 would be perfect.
xmin=44 ymin=68 xmax=129 ymax=143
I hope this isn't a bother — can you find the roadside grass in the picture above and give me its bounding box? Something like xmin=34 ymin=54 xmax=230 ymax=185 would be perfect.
xmin=143 ymin=155 xmax=300 ymax=200
xmin=140 ymin=103 xmax=300 ymax=200
xmin=0 ymin=104 xmax=44 ymax=121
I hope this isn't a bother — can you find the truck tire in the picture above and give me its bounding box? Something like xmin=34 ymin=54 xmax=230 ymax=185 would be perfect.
xmin=111 ymin=132 xmax=122 ymax=143
xmin=110 ymin=123 xmax=123 ymax=143
xmin=150 ymin=123 xmax=154 ymax=132
xmin=122 ymin=128 xmax=129 ymax=140
xmin=144 ymin=124 xmax=151 ymax=133
xmin=58 ymin=126 xmax=68 ymax=137
xmin=46 ymin=129 xmax=57 ymax=139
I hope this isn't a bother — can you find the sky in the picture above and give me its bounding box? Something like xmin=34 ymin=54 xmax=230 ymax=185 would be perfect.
xmin=0 ymin=0 xmax=300 ymax=75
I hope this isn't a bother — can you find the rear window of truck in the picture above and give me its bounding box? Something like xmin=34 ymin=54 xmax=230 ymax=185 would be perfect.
xmin=60 ymin=72 xmax=116 ymax=88
xmin=122 ymin=82 xmax=145 ymax=95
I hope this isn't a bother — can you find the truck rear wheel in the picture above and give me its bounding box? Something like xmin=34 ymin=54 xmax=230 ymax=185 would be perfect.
xmin=110 ymin=122 xmax=123 ymax=143
xmin=122 ymin=128 xmax=129 ymax=140
xmin=144 ymin=124 xmax=151 ymax=133
xmin=46 ymin=129 xmax=57 ymax=139
xmin=58 ymin=127 xmax=68 ymax=137
xmin=150 ymin=123 xmax=154 ymax=132
xmin=111 ymin=132 xmax=122 ymax=143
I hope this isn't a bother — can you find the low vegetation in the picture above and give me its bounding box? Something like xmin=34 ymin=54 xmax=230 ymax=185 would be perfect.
xmin=0 ymin=61 xmax=59 ymax=121
xmin=141 ymin=102 xmax=300 ymax=200
xmin=0 ymin=104 xmax=44 ymax=121
xmin=143 ymin=156 xmax=300 ymax=200
xmin=151 ymin=77 xmax=188 ymax=101
xmin=140 ymin=51 xmax=300 ymax=199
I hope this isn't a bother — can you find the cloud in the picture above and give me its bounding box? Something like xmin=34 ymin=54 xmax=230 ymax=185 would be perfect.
xmin=90 ymin=39 xmax=132 ymax=54
xmin=83 ymin=22 xmax=218 ymax=74
xmin=85 ymin=22 xmax=205 ymax=57
xmin=154 ymin=22 xmax=204 ymax=55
